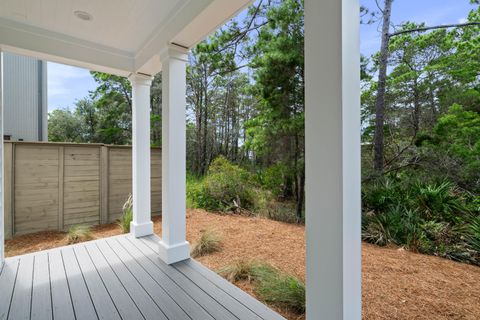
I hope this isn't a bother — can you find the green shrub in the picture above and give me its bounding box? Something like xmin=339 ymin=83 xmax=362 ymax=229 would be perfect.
xmin=465 ymin=216 xmax=480 ymax=252
xmin=191 ymin=229 xmax=222 ymax=258
xmin=362 ymin=178 xmax=404 ymax=213
xmin=362 ymin=207 xmax=429 ymax=252
xmin=412 ymin=180 xmax=468 ymax=222
xmin=67 ymin=225 xmax=94 ymax=244
xmin=119 ymin=194 xmax=133 ymax=233
xmin=188 ymin=157 xmax=257 ymax=212
xmin=259 ymin=163 xmax=289 ymax=198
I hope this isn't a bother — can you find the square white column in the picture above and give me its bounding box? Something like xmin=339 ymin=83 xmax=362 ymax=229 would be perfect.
xmin=158 ymin=45 xmax=190 ymax=264
xmin=129 ymin=73 xmax=154 ymax=238
xmin=0 ymin=50 xmax=4 ymax=266
xmin=305 ymin=0 xmax=362 ymax=319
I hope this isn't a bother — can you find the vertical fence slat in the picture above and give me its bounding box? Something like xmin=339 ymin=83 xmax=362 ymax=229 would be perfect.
xmin=100 ymin=146 xmax=109 ymax=224
xmin=58 ymin=146 xmax=64 ymax=231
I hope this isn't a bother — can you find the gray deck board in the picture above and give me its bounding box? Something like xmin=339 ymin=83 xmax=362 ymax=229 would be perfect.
xmin=74 ymin=245 xmax=121 ymax=320
xmin=49 ymin=249 xmax=76 ymax=320
xmin=136 ymin=236 xmax=238 ymax=320
xmin=62 ymin=247 xmax=98 ymax=320
xmin=95 ymin=240 xmax=167 ymax=320
xmin=30 ymin=252 xmax=53 ymax=320
xmin=0 ymin=259 xmax=19 ymax=320
xmin=184 ymin=259 xmax=286 ymax=320
xmin=8 ymin=255 xmax=33 ymax=320
xmin=117 ymin=236 xmax=215 ymax=320
xmin=84 ymin=242 xmax=145 ymax=320
xmin=0 ymin=234 xmax=285 ymax=320
xmin=105 ymin=238 xmax=190 ymax=320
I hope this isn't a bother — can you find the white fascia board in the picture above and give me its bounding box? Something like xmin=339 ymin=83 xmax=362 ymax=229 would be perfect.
xmin=134 ymin=0 xmax=252 ymax=75
xmin=0 ymin=18 xmax=134 ymax=76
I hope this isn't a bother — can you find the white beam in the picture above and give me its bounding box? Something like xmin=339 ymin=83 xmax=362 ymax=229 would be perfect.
xmin=158 ymin=45 xmax=190 ymax=264
xmin=0 ymin=18 xmax=134 ymax=77
xmin=0 ymin=50 xmax=4 ymax=266
xmin=129 ymin=73 xmax=154 ymax=238
xmin=305 ymin=0 xmax=361 ymax=319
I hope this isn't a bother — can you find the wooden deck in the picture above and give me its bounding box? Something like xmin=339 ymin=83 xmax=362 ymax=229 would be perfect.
xmin=0 ymin=234 xmax=284 ymax=320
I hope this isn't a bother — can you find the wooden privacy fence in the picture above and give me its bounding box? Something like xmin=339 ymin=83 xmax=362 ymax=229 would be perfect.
xmin=3 ymin=141 xmax=161 ymax=238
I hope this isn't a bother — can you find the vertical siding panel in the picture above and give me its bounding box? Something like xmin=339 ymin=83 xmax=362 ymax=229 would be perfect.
xmin=3 ymin=53 xmax=40 ymax=141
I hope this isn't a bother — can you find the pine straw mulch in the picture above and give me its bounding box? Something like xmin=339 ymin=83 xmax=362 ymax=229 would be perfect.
xmin=5 ymin=209 xmax=480 ymax=320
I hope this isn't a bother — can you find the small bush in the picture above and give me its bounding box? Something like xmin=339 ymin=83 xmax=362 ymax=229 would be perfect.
xmin=362 ymin=207 xmax=429 ymax=252
xmin=119 ymin=194 xmax=133 ymax=233
xmin=412 ymin=180 xmax=468 ymax=222
xmin=259 ymin=163 xmax=289 ymax=198
xmin=362 ymin=178 xmax=404 ymax=213
xmin=191 ymin=229 xmax=222 ymax=258
xmin=465 ymin=217 xmax=480 ymax=252
xmin=219 ymin=260 xmax=305 ymax=314
xmin=188 ymin=157 xmax=257 ymax=212
xmin=67 ymin=225 xmax=93 ymax=244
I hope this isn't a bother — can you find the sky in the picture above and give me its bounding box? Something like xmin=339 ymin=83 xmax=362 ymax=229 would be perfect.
xmin=47 ymin=0 xmax=476 ymax=112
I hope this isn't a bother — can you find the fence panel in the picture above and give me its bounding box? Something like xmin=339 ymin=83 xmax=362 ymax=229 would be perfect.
xmin=3 ymin=142 xmax=161 ymax=237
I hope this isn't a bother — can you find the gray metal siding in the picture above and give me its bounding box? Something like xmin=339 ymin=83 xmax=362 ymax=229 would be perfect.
xmin=3 ymin=53 xmax=47 ymax=141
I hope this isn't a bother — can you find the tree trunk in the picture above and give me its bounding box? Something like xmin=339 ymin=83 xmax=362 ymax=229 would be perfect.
xmin=373 ymin=0 xmax=393 ymax=173
xmin=412 ymin=76 xmax=420 ymax=136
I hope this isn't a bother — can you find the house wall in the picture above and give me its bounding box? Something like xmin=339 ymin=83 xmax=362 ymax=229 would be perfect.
xmin=3 ymin=53 xmax=47 ymax=142
xmin=3 ymin=141 xmax=161 ymax=238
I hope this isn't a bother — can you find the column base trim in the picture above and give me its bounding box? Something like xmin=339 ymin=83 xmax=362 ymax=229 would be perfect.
xmin=130 ymin=221 xmax=154 ymax=238
xmin=158 ymin=240 xmax=190 ymax=264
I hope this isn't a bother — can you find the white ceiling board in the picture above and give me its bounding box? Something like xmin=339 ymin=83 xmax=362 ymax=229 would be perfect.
xmin=0 ymin=0 xmax=251 ymax=74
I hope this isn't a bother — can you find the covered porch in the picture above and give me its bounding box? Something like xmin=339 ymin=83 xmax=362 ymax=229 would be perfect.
xmin=0 ymin=0 xmax=361 ymax=319
xmin=0 ymin=233 xmax=284 ymax=320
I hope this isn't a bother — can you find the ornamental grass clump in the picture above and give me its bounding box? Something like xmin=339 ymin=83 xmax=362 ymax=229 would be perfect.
xmin=190 ymin=229 xmax=222 ymax=257
xmin=119 ymin=194 xmax=133 ymax=233
xmin=219 ymin=260 xmax=305 ymax=315
xmin=67 ymin=224 xmax=94 ymax=244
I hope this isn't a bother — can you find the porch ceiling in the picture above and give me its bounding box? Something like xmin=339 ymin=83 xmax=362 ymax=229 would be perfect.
xmin=0 ymin=0 xmax=251 ymax=76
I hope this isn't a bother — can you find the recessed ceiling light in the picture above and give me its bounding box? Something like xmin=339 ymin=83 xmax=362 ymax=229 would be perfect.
xmin=74 ymin=10 xmax=93 ymax=21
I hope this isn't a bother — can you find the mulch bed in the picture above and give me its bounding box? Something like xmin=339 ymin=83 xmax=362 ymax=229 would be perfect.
xmin=6 ymin=209 xmax=480 ymax=320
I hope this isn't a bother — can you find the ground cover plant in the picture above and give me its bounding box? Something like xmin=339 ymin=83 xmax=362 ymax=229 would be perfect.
xmin=67 ymin=224 xmax=94 ymax=244
xmin=190 ymin=229 xmax=223 ymax=257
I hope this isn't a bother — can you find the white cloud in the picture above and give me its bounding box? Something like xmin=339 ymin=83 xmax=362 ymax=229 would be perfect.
xmin=47 ymin=62 xmax=98 ymax=111
xmin=458 ymin=17 xmax=468 ymax=24
xmin=47 ymin=62 xmax=91 ymax=97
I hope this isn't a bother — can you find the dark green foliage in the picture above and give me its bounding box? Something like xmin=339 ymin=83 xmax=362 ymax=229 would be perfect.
xmin=258 ymin=163 xmax=289 ymax=198
xmin=362 ymin=175 xmax=479 ymax=264
xmin=465 ymin=216 xmax=480 ymax=252
xmin=187 ymin=157 xmax=258 ymax=212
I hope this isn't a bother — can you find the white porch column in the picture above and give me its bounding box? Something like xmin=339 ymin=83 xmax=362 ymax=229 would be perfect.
xmin=129 ymin=73 xmax=154 ymax=238
xmin=158 ymin=45 xmax=190 ymax=264
xmin=305 ymin=0 xmax=361 ymax=319
xmin=0 ymin=50 xmax=4 ymax=266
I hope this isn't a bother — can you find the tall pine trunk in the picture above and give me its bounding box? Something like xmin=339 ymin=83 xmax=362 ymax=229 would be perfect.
xmin=373 ymin=0 xmax=393 ymax=173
